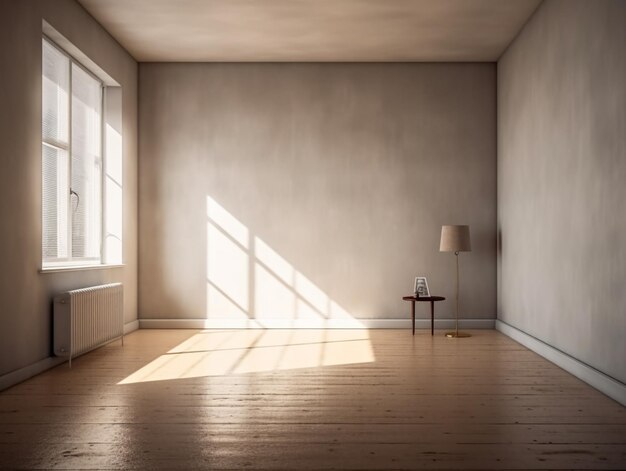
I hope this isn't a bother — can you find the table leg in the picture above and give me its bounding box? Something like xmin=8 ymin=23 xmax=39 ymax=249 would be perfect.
xmin=412 ymin=301 xmax=415 ymax=336
xmin=430 ymin=301 xmax=434 ymax=336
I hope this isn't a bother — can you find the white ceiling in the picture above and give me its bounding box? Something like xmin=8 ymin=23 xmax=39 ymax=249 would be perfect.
xmin=77 ymin=0 xmax=542 ymax=62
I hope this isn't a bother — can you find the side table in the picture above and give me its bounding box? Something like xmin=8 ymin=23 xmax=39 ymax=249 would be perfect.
xmin=402 ymin=295 xmax=446 ymax=336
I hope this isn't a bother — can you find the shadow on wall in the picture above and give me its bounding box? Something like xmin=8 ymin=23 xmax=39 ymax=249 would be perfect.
xmin=206 ymin=195 xmax=363 ymax=328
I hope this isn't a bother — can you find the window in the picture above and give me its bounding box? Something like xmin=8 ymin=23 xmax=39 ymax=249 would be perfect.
xmin=42 ymin=37 xmax=103 ymax=267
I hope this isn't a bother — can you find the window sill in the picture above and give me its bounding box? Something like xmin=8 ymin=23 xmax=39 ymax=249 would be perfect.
xmin=39 ymin=264 xmax=125 ymax=274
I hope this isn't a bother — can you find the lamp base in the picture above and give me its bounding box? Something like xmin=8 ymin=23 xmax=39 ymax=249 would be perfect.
xmin=445 ymin=332 xmax=471 ymax=338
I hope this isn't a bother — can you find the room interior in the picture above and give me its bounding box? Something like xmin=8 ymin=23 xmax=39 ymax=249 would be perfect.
xmin=0 ymin=0 xmax=625 ymax=469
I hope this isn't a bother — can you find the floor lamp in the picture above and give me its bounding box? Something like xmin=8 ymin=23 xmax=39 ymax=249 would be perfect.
xmin=440 ymin=225 xmax=471 ymax=338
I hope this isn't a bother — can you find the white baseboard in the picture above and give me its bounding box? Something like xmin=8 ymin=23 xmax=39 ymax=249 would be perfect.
xmin=139 ymin=318 xmax=495 ymax=330
xmin=496 ymin=320 xmax=626 ymax=407
xmin=0 ymin=319 xmax=140 ymax=392
xmin=0 ymin=356 xmax=65 ymax=392
xmin=124 ymin=319 xmax=139 ymax=334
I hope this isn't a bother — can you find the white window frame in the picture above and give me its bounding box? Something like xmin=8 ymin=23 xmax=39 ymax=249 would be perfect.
xmin=42 ymin=35 xmax=106 ymax=269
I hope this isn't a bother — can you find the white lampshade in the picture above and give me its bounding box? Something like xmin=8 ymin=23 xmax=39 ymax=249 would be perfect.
xmin=440 ymin=225 xmax=471 ymax=252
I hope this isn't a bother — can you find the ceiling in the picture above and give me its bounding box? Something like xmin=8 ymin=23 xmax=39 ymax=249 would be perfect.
xmin=77 ymin=0 xmax=542 ymax=62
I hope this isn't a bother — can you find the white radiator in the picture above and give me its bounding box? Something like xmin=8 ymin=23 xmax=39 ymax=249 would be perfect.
xmin=53 ymin=283 xmax=124 ymax=366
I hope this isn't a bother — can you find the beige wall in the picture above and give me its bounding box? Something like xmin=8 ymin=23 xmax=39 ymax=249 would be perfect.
xmin=498 ymin=0 xmax=626 ymax=382
xmin=139 ymin=63 xmax=496 ymax=323
xmin=0 ymin=0 xmax=138 ymax=377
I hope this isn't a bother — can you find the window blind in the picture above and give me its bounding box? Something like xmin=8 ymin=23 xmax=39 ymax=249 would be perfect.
xmin=42 ymin=38 xmax=103 ymax=265
xmin=71 ymin=64 xmax=102 ymax=259
xmin=42 ymin=40 xmax=69 ymax=146
xmin=42 ymin=39 xmax=70 ymax=260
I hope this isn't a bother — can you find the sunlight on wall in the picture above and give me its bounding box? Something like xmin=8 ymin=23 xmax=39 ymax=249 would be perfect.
xmin=255 ymin=262 xmax=297 ymax=319
xmin=103 ymin=88 xmax=123 ymax=264
xmin=119 ymin=198 xmax=376 ymax=385
xmin=206 ymin=196 xmax=249 ymax=319
xmin=207 ymin=222 xmax=249 ymax=318
xmin=206 ymin=196 xmax=249 ymax=247
xmin=104 ymin=123 xmax=122 ymax=263
xmin=118 ymin=329 xmax=375 ymax=384
xmin=205 ymin=196 xmax=363 ymax=327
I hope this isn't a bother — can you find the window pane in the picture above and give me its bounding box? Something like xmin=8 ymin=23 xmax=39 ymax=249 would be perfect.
xmin=71 ymin=64 xmax=102 ymax=259
xmin=42 ymin=40 xmax=69 ymax=145
xmin=42 ymin=144 xmax=69 ymax=260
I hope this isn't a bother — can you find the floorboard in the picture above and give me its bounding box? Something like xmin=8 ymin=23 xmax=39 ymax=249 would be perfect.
xmin=0 ymin=329 xmax=624 ymax=470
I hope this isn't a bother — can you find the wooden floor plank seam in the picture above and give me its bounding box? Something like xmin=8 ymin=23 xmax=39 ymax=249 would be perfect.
xmin=0 ymin=329 xmax=624 ymax=470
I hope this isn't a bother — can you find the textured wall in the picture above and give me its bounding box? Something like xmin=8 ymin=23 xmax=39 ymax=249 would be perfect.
xmin=498 ymin=0 xmax=626 ymax=382
xmin=139 ymin=63 xmax=496 ymax=323
xmin=0 ymin=0 xmax=138 ymax=377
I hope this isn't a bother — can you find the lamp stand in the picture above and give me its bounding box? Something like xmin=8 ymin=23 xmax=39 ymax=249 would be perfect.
xmin=446 ymin=251 xmax=471 ymax=338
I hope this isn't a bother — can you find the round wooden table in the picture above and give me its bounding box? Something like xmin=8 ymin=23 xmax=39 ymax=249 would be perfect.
xmin=402 ymin=295 xmax=446 ymax=336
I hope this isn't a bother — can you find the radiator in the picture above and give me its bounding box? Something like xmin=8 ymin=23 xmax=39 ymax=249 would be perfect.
xmin=53 ymin=283 xmax=124 ymax=366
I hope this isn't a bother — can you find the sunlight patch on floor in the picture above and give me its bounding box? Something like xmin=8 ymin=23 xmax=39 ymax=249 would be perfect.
xmin=118 ymin=329 xmax=375 ymax=384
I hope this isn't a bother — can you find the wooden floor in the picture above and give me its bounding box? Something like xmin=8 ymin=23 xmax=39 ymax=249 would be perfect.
xmin=0 ymin=329 xmax=624 ymax=470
